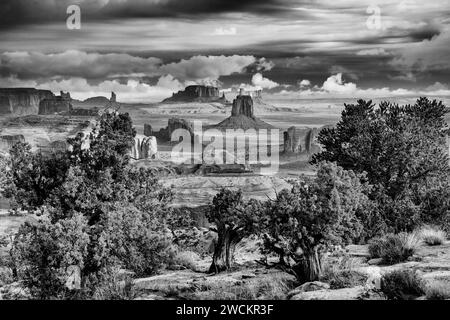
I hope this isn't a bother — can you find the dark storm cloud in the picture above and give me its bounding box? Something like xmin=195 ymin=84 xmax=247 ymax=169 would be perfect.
xmin=0 ymin=0 xmax=300 ymax=30
xmin=103 ymin=0 xmax=291 ymax=18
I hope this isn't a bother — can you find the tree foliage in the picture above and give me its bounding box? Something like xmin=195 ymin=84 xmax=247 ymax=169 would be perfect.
xmin=312 ymin=98 xmax=450 ymax=232
xmin=3 ymin=111 xmax=174 ymax=298
xmin=260 ymin=162 xmax=368 ymax=282
xmin=207 ymin=188 xmax=262 ymax=273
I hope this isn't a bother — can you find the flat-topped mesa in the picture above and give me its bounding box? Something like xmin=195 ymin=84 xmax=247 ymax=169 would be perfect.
xmin=231 ymin=95 xmax=254 ymax=118
xmin=38 ymin=91 xmax=73 ymax=115
xmin=163 ymin=85 xmax=227 ymax=103
xmin=0 ymin=88 xmax=55 ymax=115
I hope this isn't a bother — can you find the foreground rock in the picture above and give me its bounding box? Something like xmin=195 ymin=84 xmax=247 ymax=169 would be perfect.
xmin=290 ymin=286 xmax=366 ymax=300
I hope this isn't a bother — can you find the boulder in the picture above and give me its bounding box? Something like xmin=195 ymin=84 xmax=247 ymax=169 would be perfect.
xmin=368 ymin=258 xmax=383 ymax=266
xmin=0 ymin=88 xmax=54 ymax=115
xmin=131 ymin=135 xmax=157 ymax=160
xmin=290 ymin=286 xmax=365 ymax=300
xmin=287 ymin=281 xmax=330 ymax=299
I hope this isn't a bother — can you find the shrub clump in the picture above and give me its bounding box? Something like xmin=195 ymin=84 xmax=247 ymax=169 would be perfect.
xmin=426 ymin=283 xmax=450 ymax=300
xmin=380 ymin=269 xmax=425 ymax=300
xmin=368 ymin=233 xmax=420 ymax=265
xmin=419 ymin=226 xmax=447 ymax=246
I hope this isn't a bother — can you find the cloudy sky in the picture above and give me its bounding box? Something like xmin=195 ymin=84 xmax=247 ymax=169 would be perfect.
xmin=0 ymin=0 xmax=449 ymax=102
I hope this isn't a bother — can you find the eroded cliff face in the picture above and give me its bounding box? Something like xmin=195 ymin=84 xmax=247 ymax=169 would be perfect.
xmin=231 ymin=95 xmax=254 ymax=118
xmin=38 ymin=91 xmax=73 ymax=115
xmin=0 ymin=88 xmax=55 ymax=115
xmin=283 ymin=126 xmax=321 ymax=155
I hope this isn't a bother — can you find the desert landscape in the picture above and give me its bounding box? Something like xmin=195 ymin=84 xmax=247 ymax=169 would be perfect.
xmin=1 ymin=85 xmax=449 ymax=301
xmin=0 ymin=0 xmax=450 ymax=307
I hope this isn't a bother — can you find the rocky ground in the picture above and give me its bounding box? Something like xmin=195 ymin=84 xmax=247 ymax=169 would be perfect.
xmin=128 ymin=238 xmax=450 ymax=300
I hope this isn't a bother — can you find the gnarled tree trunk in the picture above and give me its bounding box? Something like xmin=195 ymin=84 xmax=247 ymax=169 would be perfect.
xmin=208 ymin=225 xmax=241 ymax=274
xmin=293 ymin=247 xmax=323 ymax=283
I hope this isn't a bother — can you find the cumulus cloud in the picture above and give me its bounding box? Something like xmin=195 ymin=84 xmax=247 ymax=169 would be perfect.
xmin=159 ymin=55 xmax=258 ymax=82
xmin=213 ymin=27 xmax=237 ymax=36
xmin=37 ymin=77 xmax=182 ymax=103
xmin=0 ymin=50 xmax=162 ymax=80
xmin=0 ymin=51 xmax=265 ymax=85
xmin=251 ymin=73 xmax=279 ymax=89
xmin=356 ymin=48 xmax=388 ymax=56
xmin=273 ymin=73 xmax=450 ymax=99
xmin=299 ymin=79 xmax=311 ymax=88
xmin=322 ymin=73 xmax=357 ymax=95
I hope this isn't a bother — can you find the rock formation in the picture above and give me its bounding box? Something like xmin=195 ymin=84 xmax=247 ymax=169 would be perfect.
xmin=212 ymin=95 xmax=274 ymax=130
xmin=144 ymin=124 xmax=153 ymax=137
xmin=0 ymin=134 xmax=25 ymax=151
xmin=0 ymin=88 xmax=54 ymax=115
xmin=38 ymin=91 xmax=73 ymax=115
xmin=130 ymin=135 xmax=158 ymax=160
xmin=231 ymin=95 xmax=254 ymax=118
xmin=283 ymin=126 xmax=321 ymax=155
xmin=110 ymin=92 xmax=117 ymax=103
xmin=163 ymin=85 xmax=227 ymax=103
xmin=151 ymin=118 xmax=195 ymax=142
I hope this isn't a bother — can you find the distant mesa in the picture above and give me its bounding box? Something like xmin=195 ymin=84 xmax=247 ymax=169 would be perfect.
xmin=211 ymin=94 xmax=274 ymax=130
xmin=83 ymin=92 xmax=116 ymax=105
xmin=38 ymin=91 xmax=73 ymax=115
xmin=163 ymin=85 xmax=228 ymax=103
xmin=0 ymin=88 xmax=54 ymax=115
xmin=0 ymin=88 xmax=115 ymax=116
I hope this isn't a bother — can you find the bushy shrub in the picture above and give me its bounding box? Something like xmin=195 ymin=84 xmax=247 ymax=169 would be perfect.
xmin=11 ymin=213 xmax=90 ymax=299
xmin=320 ymin=256 xmax=367 ymax=289
xmin=5 ymin=112 xmax=175 ymax=299
xmin=368 ymin=233 xmax=420 ymax=265
xmin=260 ymin=162 xmax=367 ymax=283
xmin=90 ymin=267 xmax=137 ymax=300
xmin=207 ymin=189 xmax=262 ymax=273
xmin=312 ymin=98 xmax=450 ymax=234
xmin=106 ymin=206 xmax=175 ymax=276
xmin=380 ymin=270 xmax=425 ymax=300
xmin=418 ymin=226 xmax=447 ymax=246
xmin=172 ymin=251 xmax=200 ymax=271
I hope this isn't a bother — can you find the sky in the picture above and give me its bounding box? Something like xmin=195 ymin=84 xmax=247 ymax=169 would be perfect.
xmin=0 ymin=0 xmax=449 ymax=102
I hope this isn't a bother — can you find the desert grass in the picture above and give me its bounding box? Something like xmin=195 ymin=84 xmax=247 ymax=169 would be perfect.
xmin=418 ymin=226 xmax=447 ymax=246
xmin=191 ymin=272 xmax=296 ymax=300
xmin=425 ymin=283 xmax=450 ymax=300
xmin=321 ymin=255 xmax=368 ymax=289
xmin=380 ymin=269 xmax=425 ymax=300
xmin=368 ymin=232 xmax=421 ymax=265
